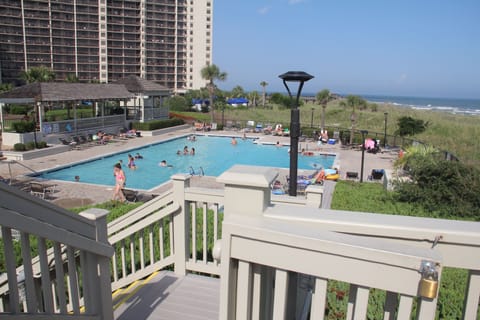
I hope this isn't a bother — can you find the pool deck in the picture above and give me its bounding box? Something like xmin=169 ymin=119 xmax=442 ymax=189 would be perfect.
xmin=0 ymin=127 xmax=399 ymax=208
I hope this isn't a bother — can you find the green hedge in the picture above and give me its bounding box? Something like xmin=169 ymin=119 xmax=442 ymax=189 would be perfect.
xmin=13 ymin=141 xmax=48 ymax=152
xmin=132 ymin=118 xmax=184 ymax=131
xmin=13 ymin=143 xmax=26 ymax=151
xmin=11 ymin=121 xmax=35 ymax=133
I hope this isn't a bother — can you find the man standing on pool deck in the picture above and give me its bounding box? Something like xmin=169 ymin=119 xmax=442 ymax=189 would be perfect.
xmin=112 ymin=163 xmax=126 ymax=202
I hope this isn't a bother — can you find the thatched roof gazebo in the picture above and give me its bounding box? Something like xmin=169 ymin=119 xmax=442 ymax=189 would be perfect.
xmin=114 ymin=75 xmax=171 ymax=122
xmin=0 ymin=82 xmax=134 ymax=136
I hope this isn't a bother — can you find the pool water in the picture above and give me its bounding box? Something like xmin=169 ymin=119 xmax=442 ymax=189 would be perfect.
xmin=39 ymin=136 xmax=335 ymax=190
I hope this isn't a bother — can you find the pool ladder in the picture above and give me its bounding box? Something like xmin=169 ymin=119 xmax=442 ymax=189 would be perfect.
xmin=189 ymin=166 xmax=205 ymax=176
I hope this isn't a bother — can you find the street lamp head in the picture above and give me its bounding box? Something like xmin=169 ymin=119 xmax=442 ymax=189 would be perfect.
xmin=278 ymin=71 xmax=314 ymax=83
xmin=384 ymin=112 xmax=388 ymax=118
xmin=360 ymin=129 xmax=368 ymax=135
xmin=279 ymin=71 xmax=314 ymax=107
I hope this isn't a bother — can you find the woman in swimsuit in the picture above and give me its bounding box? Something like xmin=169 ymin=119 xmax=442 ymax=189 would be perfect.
xmin=112 ymin=163 xmax=126 ymax=202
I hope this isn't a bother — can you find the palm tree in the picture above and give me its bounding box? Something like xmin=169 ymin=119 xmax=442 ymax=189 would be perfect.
xmin=316 ymin=89 xmax=333 ymax=131
xmin=260 ymin=81 xmax=268 ymax=108
xmin=248 ymin=91 xmax=259 ymax=107
xmin=230 ymin=85 xmax=245 ymax=98
xmin=201 ymin=64 xmax=227 ymax=123
xmin=21 ymin=66 xmax=56 ymax=83
xmin=339 ymin=95 xmax=367 ymax=144
xmin=65 ymin=74 xmax=80 ymax=83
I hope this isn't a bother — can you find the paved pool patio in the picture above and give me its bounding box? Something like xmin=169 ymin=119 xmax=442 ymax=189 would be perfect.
xmin=0 ymin=126 xmax=399 ymax=208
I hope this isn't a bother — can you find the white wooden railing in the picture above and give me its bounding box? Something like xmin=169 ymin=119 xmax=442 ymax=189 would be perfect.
xmin=2 ymin=164 xmax=480 ymax=319
xmin=0 ymin=183 xmax=114 ymax=319
xmin=213 ymin=165 xmax=480 ymax=320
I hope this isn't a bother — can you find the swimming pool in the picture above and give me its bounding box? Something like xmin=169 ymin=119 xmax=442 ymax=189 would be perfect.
xmin=39 ymin=135 xmax=336 ymax=190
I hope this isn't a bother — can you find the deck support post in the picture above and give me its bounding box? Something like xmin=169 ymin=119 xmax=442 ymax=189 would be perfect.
xmin=172 ymin=174 xmax=191 ymax=276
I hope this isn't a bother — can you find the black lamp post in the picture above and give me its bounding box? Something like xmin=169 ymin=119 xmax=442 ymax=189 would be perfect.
xmin=383 ymin=112 xmax=388 ymax=148
xmin=360 ymin=130 xmax=368 ymax=183
xmin=279 ymin=71 xmax=314 ymax=196
xmin=310 ymin=108 xmax=314 ymax=128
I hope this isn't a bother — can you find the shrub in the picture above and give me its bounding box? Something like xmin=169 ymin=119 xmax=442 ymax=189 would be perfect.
xmin=37 ymin=141 xmax=48 ymax=149
xmin=13 ymin=143 xmax=26 ymax=151
xmin=394 ymin=159 xmax=480 ymax=220
xmin=132 ymin=118 xmax=184 ymax=131
xmin=12 ymin=121 xmax=35 ymax=133
xmin=25 ymin=142 xmax=36 ymax=150
xmin=395 ymin=116 xmax=429 ymax=136
xmin=9 ymin=105 xmax=30 ymax=115
xmin=165 ymin=96 xmax=189 ymax=111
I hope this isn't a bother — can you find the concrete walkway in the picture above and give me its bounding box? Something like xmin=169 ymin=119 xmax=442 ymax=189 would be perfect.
xmin=0 ymin=127 xmax=399 ymax=208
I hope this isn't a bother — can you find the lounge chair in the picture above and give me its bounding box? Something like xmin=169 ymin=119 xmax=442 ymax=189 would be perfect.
xmin=29 ymin=182 xmax=56 ymax=199
xmin=122 ymin=188 xmax=138 ymax=202
xmin=59 ymin=137 xmax=81 ymax=150
xmin=254 ymin=123 xmax=263 ymax=133
xmin=346 ymin=171 xmax=359 ymax=180
xmin=370 ymin=169 xmax=385 ymax=180
xmin=263 ymin=124 xmax=273 ymax=135
xmin=245 ymin=120 xmax=255 ymax=132
xmin=225 ymin=121 xmax=233 ymax=130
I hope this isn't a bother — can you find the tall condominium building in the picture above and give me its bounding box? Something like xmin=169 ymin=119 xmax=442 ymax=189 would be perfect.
xmin=0 ymin=0 xmax=213 ymax=92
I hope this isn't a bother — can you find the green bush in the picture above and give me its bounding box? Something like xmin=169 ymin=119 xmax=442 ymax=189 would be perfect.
xmin=12 ymin=121 xmax=35 ymax=133
xmin=13 ymin=143 xmax=26 ymax=151
xmin=9 ymin=105 xmax=30 ymax=115
xmin=132 ymin=118 xmax=184 ymax=131
xmin=37 ymin=141 xmax=48 ymax=149
xmin=25 ymin=142 xmax=35 ymax=150
xmin=394 ymin=159 xmax=480 ymax=220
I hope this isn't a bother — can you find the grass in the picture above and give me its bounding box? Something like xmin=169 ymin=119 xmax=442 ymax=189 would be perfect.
xmin=69 ymin=201 xmax=144 ymax=223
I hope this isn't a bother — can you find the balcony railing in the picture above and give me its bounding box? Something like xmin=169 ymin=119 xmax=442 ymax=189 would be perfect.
xmin=1 ymin=165 xmax=480 ymax=319
xmin=0 ymin=184 xmax=114 ymax=319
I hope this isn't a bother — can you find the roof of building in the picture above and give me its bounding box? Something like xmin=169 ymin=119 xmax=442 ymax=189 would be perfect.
xmin=114 ymin=75 xmax=170 ymax=94
xmin=0 ymin=82 xmax=134 ymax=104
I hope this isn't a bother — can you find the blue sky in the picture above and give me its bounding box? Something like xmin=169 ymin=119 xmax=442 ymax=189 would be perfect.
xmin=212 ymin=1 xmax=480 ymax=98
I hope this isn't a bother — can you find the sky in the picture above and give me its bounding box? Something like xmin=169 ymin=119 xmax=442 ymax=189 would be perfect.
xmin=212 ymin=0 xmax=480 ymax=99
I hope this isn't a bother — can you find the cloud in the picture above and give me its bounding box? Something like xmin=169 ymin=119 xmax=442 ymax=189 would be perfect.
xmin=288 ymin=0 xmax=306 ymax=5
xmin=257 ymin=6 xmax=271 ymax=15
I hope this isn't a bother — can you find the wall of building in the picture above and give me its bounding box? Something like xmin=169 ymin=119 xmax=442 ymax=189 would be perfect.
xmin=0 ymin=0 xmax=213 ymax=92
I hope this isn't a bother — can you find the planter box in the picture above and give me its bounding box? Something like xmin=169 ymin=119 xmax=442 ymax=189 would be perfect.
xmin=2 ymin=132 xmax=44 ymax=148
xmin=140 ymin=124 xmax=191 ymax=137
xmin=1 ymin=144 xmax=70 ymax=161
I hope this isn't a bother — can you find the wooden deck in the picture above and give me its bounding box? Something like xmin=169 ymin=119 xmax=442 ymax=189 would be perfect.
xmin=113 ymin=271 xmax=220 ymax=320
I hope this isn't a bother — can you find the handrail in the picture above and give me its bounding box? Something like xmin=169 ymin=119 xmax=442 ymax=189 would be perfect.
xmin=264 ymin=207 xmax=480 ymax=269
xmin=0 ymin=182 xmax=96 ymax=238
xmin=0 ymin=184 xmax=113 ymax=319
xmin=107 ymin=189 xmax=174 ymax=234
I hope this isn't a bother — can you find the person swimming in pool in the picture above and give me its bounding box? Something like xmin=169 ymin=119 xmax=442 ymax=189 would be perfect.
xmin=127 ymin=154 xmax=137 ymax=170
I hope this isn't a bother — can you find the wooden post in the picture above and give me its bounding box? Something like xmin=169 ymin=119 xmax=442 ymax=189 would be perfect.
xmin=172 ymin=174 xmax=191 ymax=276
xmin=79 ymin=208 xmax=114 ymax=320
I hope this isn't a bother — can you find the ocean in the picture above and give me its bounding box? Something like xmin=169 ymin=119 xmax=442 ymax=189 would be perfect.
xmin=361 ymin=95 xmax=480 ymax=116
xmin=303 ymin=93 xmax=480 ymax=116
